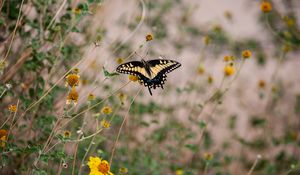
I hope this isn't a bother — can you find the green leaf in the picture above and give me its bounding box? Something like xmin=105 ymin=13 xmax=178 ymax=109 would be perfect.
xmin=102 ymin=67 xmax=119 ymax=77
xmin=198 ymin=120 xmax=206 ymax=129
xmin=185 ymin=144 xmax=198 ymax=152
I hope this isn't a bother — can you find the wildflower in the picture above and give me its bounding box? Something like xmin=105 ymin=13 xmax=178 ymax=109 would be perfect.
xmin=197 ymin=64 xmax=205 ymax=75
xmin=94 ymin=40 xmax=101 ymax=47
xmin=258 ymin=80 xmax=266 ymax=89
xmin=73 ymin=68 xmax=80 ymax=74
xmin=129 ymin=75 xmax=138 ymax=82
xmin=88 ymin=93 xmax=96 ymax=101
xmin=8 ymin=105 xmax=17 ymax=112
xmin=73 ymin=8 xmax=81 ymax=15
xmin=0 ymin=59 xmax=7 ymax=70
xmin=101 ymin=106 xmax=112 ymax=115
xmin=5 ymin=83 xmax=12 ymax=90
xmin=282 ymin=44 xmax=291 ymax=53
xmin=203 ymin=36 xmax=211 ymax=45
xmin=283 ymin=16 xmax=295 ymax=27
xmin=207 ymin=75 xmax=214 ymax=84
xmin=66 ymin=74 xmax=80 ymax=87
xmin=271 ymin=85 xmax=277 ymax=93
xmin=116 ymin=58 xmax=125 ymax=64
xmin=260 ymin=2 xmax=272 ymax=13
xmin=101 ymin=119 xmax=110 ymax=128
xmin=242 ymin=50 xmax=252 ymax=59
xmin=119 ymin=167 xmax=128 ymax=174
xmin=88 ymin=156 xmax=114 ymax=175
xmin=224 ymin=65 xmax=235 ymax=76
xmin=145 ymin=33 xmax=153 ymax=42
xmin=203 ymin=152 xmax=213 ymax=161
xmin=0 ymin=129 xmax=7 ymax=148
xmin=63 ymin=162 xmax=68 ymax=168
xmin=118 ymin=92 xmax=127 ymax=105
xmin=223 ymin=55 xmax=234 ymax=62
xmin=224 ymin=11 xmax=232 ymax=20
xmin=175 ymin=169 xmax=184 ymax=175
xmin=63 ymin=131 xmax=71 ymax=138
xmin=213 ymin=24 xmax=222 ymax=32
xmin=66 ymin=88 xmax=79 ymax=105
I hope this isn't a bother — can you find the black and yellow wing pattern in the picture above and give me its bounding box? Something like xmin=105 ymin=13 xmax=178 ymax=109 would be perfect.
xmin=116 ymin=59 xmax=181 ymax=95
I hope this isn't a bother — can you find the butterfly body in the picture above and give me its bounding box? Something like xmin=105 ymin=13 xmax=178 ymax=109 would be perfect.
xmin=116 ymin=59 xmax=181 ymax=95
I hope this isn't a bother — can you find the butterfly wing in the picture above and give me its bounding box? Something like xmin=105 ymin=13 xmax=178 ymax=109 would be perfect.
xmin=145 ymin=59 xmax=181 ymax=89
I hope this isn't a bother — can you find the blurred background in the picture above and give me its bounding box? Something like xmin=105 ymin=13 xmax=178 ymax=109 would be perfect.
xmin=0 ymin=0 xmax=300 ymax=174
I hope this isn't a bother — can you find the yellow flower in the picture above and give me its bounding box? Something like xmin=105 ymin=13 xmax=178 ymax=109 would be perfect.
xmin=223 ymin=55 xmax=234 ymax=62
xmin=101 ymin=119 xmax=111 ymax=128
xmin=63 ymin=131 xmax=71 ymax=138
xmin=203 ymin=152 xmax=213 ymax=161
xmin=242 ymin=50 xmax=252 ymax=59
xmin=258 ymin=80 xmax=266 ymax=89
xmin=119 ymin=167 xmax=128 ymax=174
xmin=129 ymin=75 xmax=138 ymax=82
xmin=101 ymin=106 xmax=112 ymax=115
xmin=0 ymin=59 xmax=7 ymax=70
xmin=224 ymin=65 xmax=235 ymax=76
xmin=175 ymin=169 xmax=184 ymax=175
xmin=118 ymin=92 xmax=127 ymax=105
xmin=282 ymin=44 xmax=291 ymax=53
xmin=207 ymin=75 xmax=214 ymax=84
xmin=66 ymin=88 xmax=79 ymax=105
xmin=8 ymin=105 xmax=17 ymax=112
xmin=197 ymin=64 xmax=205 ymax=75
xmin=88 ymin=93 xmax=96 ymax=101
xmin=224 ymin=11 xmax=232 ymax=20
xmin=73 ymin=8 xmax=81 ymax=15
xmin=260 ymin=2 xmax=272 ymax=13
xmin=0 ymin=129 xmax=7 ymax=148
xmin=203 ymin=36 xmax=211 ymax=45
xmin=283 ymin=16 xmax=295 ymax=27
xmin=88 ymin=156 xmax=114 ymax=175
xmin=145 ymin=33 xmax=153 ymax=42
xmin=66 ymin=74 xmax=80 ymax=87
xmin=116 ymin=58 xmax=125 ymax=64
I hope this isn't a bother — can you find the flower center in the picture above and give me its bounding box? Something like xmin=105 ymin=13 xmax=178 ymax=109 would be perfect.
xmin=98 ymin=162 xmax=109 ymax=174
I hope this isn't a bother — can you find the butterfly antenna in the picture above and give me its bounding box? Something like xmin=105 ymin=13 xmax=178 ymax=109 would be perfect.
xmin=147 ymin=86 xmax=153 ymax=96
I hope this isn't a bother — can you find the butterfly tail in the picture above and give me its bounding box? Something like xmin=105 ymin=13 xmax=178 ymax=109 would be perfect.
xmin=147 ymin=86 xmax=153 ymax=96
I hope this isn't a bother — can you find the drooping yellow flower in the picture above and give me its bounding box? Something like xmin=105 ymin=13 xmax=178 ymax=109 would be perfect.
xmin=101 ymin=106 xmax=112 ymax=115
xmin=260 ymin=2 xmax=272 ymax=13
xmin=0 ymin=129 xmax=8 ymax=148
xmin=66 ymin=74 xmax=80 ymax=87
xmin=88 ymin=156 xmax=114 ymax=175
xmin=203 ymin=36 xmax=211 ymax=45
xmin=101 ymin=119 xmax=111 ymax=128
xmin=197 ymin=64 xmax=205 ymax=75
xmin=66 ymin=87 xmax=79 ymax=105
xmin=175 ymin=169 xmax=184 ymax=175
xmin=8 ymin=105 xmax=17 ymax=112
xmin=88 ymin=93 xmax=96 ymax=101
xmin=224 ymin=65 xmax=235 ymax=76
xmin=129 ymin=75 xmax=138 ymax=82
xmin=207 ymin=75 xmax=214 ymax=84
xmin=242 ymin=50 xmax=252 ymax=59
xmin=224 ymin=11 xmax=233 ymax=20
xmin=258 ymin=80 xmax=266 ymax=89
xmin=118 ymin=92 xmax=127 ymax=105
xmin=116 ymin=58 xmax=125 ymax=64
xmin=119 ymin=167 xmax=128 ymax=174
xmin=145 ymin=33 xmax=153 ymax=42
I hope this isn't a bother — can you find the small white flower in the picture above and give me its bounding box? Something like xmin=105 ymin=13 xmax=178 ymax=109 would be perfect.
xmin=5 ymin=83 xmax=12 ymax=89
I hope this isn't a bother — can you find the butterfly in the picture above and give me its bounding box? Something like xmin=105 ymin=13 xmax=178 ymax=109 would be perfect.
xmin=116 ymin=58 xmax=181 ymax=95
